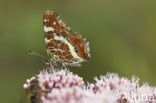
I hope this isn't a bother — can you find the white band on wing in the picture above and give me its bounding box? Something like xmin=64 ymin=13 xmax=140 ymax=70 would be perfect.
xmin=44 ymin=26 xmax=54 ymax=32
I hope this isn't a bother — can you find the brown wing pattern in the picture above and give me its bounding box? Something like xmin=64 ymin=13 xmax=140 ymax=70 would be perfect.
xmin=44 ymin=11 xmax=70 ymax=35
xmin=69 ymin=33 xmax=90 ymax=60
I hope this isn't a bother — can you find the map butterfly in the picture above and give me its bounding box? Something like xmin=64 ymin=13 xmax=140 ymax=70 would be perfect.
xmin=43 ymin=10 xmax=90 ymax=68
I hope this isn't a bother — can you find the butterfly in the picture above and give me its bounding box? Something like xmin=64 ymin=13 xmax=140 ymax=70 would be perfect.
xmin=43 ymin=11 xmax=90 ymax=68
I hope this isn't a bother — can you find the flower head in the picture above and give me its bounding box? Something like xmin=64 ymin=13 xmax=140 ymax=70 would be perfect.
xmin=24 ymin=69 xmax=156 ymax=103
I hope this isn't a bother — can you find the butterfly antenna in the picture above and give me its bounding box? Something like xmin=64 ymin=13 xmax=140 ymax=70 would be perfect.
xmin=27 ymin=50 xmax=45 ymax=59
xmin=27 ymin=50 xmax=50 ymax=64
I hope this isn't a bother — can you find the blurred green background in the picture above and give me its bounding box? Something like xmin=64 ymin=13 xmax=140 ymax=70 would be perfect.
xmin=0 ymin=0 xmax=156 ymax=103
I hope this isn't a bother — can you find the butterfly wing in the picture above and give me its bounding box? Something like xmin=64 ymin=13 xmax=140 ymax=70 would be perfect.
xmin=43 ymin=11 xmax=90 ymax=68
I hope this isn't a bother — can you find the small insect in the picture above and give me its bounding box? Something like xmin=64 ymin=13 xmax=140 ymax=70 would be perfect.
xmin=43 ymin=10 xmax=90 ymax=68
xmin=27 ymin=78 xmax=43 ymax=103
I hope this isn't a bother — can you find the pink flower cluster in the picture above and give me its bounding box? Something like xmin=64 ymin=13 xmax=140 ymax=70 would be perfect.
xmin=24 ymin=69 xmax=156 ymax=103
